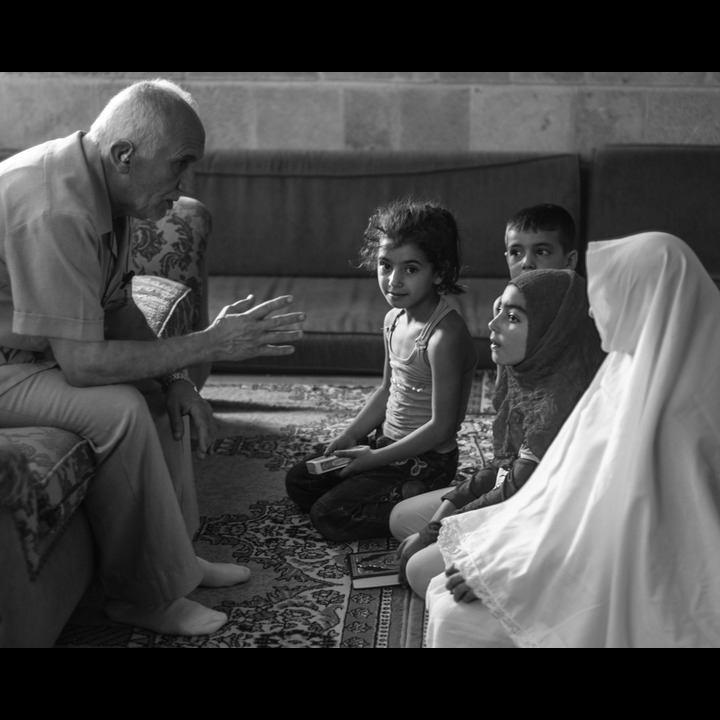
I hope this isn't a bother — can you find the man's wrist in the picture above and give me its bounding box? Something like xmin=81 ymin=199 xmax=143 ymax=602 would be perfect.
xmin=160 ymin=370 xmax=197 ymax=393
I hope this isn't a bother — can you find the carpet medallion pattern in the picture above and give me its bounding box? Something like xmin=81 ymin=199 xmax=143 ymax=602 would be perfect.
xmin=55 ymin=373 xmax=495 ymax=648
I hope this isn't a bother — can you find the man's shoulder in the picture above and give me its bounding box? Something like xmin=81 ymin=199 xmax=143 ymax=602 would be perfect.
xmin=0 ymin=132 xmax=105 ymax=231
xmin=0 ymin=132 xmax=83 ymax=173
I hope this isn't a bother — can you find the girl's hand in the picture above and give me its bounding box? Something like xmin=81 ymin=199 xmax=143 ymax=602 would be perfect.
xmin=445 ymin=564 xmax=479 ymax=604
xmin=325 ymin=433 xmax=359 ymax=456
xmin=335 ymin=444 xmax=374 ymax=477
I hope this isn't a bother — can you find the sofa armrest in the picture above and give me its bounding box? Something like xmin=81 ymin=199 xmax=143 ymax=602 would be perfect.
xmin=130 ymin=196 xmax=213 ymax=388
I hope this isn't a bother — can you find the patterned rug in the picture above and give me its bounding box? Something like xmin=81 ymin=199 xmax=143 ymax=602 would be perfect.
xmin=55 ymin=371 xmax=496 ymax=648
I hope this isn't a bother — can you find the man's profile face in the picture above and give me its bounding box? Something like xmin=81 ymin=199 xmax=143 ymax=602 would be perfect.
xmin=126 ymin=109 xmax=205 ymax=221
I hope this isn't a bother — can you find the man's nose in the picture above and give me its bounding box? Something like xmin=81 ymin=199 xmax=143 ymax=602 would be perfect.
xmin=177 ymin=167 xmax=194 ymax=194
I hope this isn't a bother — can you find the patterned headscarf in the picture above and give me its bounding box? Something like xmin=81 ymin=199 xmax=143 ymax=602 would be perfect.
xmin=492 ymin=269 xmax=605 ymax=464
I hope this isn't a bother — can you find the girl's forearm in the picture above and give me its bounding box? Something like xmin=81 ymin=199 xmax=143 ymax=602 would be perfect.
xmin=343 ymin=386 xmax=389 ymax=441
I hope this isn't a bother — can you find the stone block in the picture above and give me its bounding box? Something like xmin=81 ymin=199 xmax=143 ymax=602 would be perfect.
xmin=470 ymin=87 xmax=573 ymax=152
xmin=255 ymin=86 xmax=344 ymax=149
xmin=588 ymin=72 xmax=707 ymax=86
xmin=646 ymin=91 xmax=720 ymax=143
xmin=398 ymin=87 xmax=469 ymax=151
xmin=322 ymin=72 xmax=399 ymax=82
xmin=189 ymin=84 xmax=254 ymax=149
xmin=0 ymin=78 xmax=105 ymax=149
xmin=512 ymin=72 xmax=584 ymax=84
xmin=186 ymin=72 xmax=318 ymax=81
xmin=439 ymin=72 xmax=509 ymax=84
xmin=575 ymin=90 xmax=645 ymax=155
xmin=345 ymin=88 xmax=397 ymax=151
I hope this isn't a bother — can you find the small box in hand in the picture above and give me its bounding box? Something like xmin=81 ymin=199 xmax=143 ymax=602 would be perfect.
xmin=306 ymin=454 xmax=352 ymax=474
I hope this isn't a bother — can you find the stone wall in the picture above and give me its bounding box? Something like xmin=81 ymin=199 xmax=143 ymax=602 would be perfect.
xmin=1 ymin=72 xmax=719 ymax=158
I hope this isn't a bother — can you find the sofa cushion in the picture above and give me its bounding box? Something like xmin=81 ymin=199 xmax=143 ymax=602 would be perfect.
xmin=0 ymin=428 xmax=94 ymax=578
xmin=208 ymin=275 xmax=507 ymax=373
xmin=194 ymin=150 xmax=581 ymax=280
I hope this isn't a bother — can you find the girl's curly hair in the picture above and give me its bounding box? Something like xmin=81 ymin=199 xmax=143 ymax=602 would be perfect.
xmin=358 ymin=197 xmax=466 ymax=295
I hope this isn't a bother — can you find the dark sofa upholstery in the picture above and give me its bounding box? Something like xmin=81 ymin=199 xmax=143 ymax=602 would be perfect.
xmin=586 ymin=144 xmax=720 ymax=285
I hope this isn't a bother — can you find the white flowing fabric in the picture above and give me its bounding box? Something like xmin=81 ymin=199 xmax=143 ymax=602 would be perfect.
xmin=430 ymin=232 xmax=720 ymax=648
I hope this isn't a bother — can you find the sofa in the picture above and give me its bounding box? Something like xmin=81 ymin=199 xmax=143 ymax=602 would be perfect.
xmin=0 ymin=195 xmax=212 ymax=648
xmin=192 ymin=144 xmax=720 ymax=377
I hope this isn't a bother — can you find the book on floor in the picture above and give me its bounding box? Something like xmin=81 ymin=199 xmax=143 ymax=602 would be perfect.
xmin=347 ymin=549 xmax=402 ymax=589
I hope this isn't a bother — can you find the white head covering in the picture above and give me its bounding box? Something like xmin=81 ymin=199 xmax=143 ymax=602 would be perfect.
xmin=437 ymin=232 xmax=720 ymax=647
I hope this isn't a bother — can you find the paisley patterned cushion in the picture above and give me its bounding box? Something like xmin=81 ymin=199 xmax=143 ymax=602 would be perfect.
xmin=131 ymin=196 xmax=211 ymax=331
xmin=0 ymin=428 xmax=94 ymax=578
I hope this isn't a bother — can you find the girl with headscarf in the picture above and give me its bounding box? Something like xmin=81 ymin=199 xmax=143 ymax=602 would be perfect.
xmin=426 ymin=232 xmax=720 ymax=648
xmin=391 ymin=268 xmax=605 ymax=598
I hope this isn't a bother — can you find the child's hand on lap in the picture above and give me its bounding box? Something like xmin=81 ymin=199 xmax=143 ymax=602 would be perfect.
xmin=335 ymin=445 xmax=374 ymax=477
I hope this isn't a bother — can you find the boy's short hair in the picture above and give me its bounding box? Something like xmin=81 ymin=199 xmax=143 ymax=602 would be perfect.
xmin=505 ymin=204 xmax=577 ymax=254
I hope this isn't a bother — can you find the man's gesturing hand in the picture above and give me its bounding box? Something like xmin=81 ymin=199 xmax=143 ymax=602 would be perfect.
xmin=209 ymin=294 xmax=305 ymax=360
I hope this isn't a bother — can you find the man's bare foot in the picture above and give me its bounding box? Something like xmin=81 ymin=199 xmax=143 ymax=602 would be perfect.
xmin=197 ymin=556 xmax=251 ymax=587
xmin=105 ymin=597 xmax=228 ymax=636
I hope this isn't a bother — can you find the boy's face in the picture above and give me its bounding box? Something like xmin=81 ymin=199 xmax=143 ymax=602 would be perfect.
xmin=505 ymin=229 xmax=577 ymax=280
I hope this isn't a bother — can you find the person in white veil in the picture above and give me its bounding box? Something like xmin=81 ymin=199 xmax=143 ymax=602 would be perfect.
xmin=425 ymin=232 xmax=720 ymax=648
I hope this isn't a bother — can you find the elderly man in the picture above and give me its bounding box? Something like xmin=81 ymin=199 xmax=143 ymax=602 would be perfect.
xmin=0 ymin=78 xmax=305 ymax=636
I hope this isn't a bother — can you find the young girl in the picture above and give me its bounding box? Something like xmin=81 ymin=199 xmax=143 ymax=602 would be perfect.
xmin=391 ymin=268 xmax=606 ymax=598
xmin=426 ymin=232 xmax=720 ymax=648
xmin=285 ymin=197 xmax=477 ymax=542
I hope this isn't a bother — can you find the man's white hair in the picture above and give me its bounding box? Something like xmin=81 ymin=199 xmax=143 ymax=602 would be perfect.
xmin=88 ymin=78 xmax=199 ymax=155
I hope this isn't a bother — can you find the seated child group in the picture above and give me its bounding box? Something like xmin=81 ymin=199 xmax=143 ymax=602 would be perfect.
xmin=285 ymin=198 xmax=720 ymax=649
xmin=286 ymin=199 xmax=595 ymax=594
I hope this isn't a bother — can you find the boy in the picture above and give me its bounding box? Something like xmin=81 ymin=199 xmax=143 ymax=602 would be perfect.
xmin=493 ymin=204 xmax=579 ymax=387
xmin=494 ymin=203 xmax=578 ymax=314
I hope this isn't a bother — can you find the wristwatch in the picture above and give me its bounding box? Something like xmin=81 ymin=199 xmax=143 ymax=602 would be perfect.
xmin=160 ymin=370 xmax=197 ymax=393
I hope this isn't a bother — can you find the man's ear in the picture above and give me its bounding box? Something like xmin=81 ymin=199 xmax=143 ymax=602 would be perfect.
xmin=111 ymin=140 xmax=134 ymax=173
